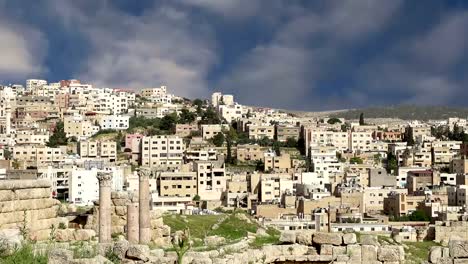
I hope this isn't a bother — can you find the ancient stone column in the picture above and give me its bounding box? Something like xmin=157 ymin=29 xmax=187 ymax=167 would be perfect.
xmin=138 ymin=168 xmax=151 ymax=244
xmin=127 ymin=203 xmax=139 ymax=243
xmin=97 ymin=172 xmax=113 ymax=243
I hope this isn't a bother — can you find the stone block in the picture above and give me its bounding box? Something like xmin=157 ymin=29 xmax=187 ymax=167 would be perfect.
xmin=320 ymin=244 xmax=333 ymax=255
xmin=429 ymin=246 xmax=443 ymax=263
xmin=361 ymin=244 xmax=378 ymax=262
xmin=126 ymin=244 xmax=150 ymax=262
xmin=361 ymin=234 xmax=380 ymax=246
xmin=377 ymin=245 xmax=405 ymax=262
xmin=312 ymin=232 xmax=342 ymax=245
xmin=279 ymin=231 xmax=296 ymax=244
xmin=343 ymin=233 xmax=357 ymax=244
xmin=450 ymin=240 xmax=468 ymax=258
xmin=347 ymin=244 xmax=362 ymax=262
xmin=296 ymin=230 xmax=313 ymax=245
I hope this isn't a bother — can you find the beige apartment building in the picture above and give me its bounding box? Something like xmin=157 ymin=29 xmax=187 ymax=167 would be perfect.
xmin=362 ymin=187 xmax=407 ymax=213
xmin=12 ymin=145 xmax=65 ymax=167
xmin=260 ymin=174 xmax=294 ymax=203
xmin=174 ymin=124 xmax=199 ymax=137
xmin=201 ymin=124 xmax=229 ymax=140
xmin=15 ymin=133 xmax=49 ymax=145
xmin=275 ymin=125 xmax=300 ymax=142
xmin=193 ymin=159 xmax=226 ymax=201
xmin=247 ymin=125 xmax=275 ymax=140
xmin=303 ymin=128 xmax=349 ymax=155
xmin=264 ymin=153 xmax=291 ymax=173
xmin=78 ymin=140 xmax=117 ymax=162
xmin=384 ymin=193 xmax=425 ymax=217
xmin=64 ymin=116 xmax=98 ymax=138
xmin=140 ymin=135 xmax=185 ymax=169
xmin=237 ymin=144 xmax=266 ymax=162
xmin=157 ymin=171 xmax=197 ymax=198
xmin=350 ymin=131 xmax=373 ymax=152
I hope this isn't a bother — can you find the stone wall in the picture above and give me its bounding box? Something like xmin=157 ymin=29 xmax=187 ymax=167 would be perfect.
xmin=0 ymin=179 xmax=67 ymax=241
xmin=49 ymin=232 xmax=407 ymax=264
xmin=428 ymin=240 xmax=468 ymax=264
xmin=84 ymin=191 xmax=171 ymax=246
xmin=434 ymin=221 xmax=468 ymax=244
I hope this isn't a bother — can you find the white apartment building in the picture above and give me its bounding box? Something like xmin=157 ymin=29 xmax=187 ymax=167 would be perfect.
xmin=69 ymin=166 xmax=124 ymax=205
xmin=26 ymin=79 xmax=47 ymax=91
xmin=304 ymin=129 xmax=349 ymax=155
xmin=310 ymin=145 xmax=343 ymax=178
xmin=350 ymin=131 xmax=373 ymax=152
xmin=193 ymin=160 xmax=226 ymax=201
xmin=218 ymin=104 xmax=243 ymax=123
xmin=211 ymin=92 xmax=235 ymax=107
xmin=397 ymin=167 xmax=431 ymax=187
xmin=15 ymin=133 xmax=49 ymax=145
xmin=99 ymin=115 xmax=130 ymax=130
xmin=140 ymin=135 xmax=185 ymax=168
xmin=247 ymin=124 xmax=275 ymax=140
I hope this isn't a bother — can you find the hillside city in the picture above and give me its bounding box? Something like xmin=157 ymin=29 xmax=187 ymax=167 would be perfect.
xmin=1 ymin=79 xmax=468 ymax=263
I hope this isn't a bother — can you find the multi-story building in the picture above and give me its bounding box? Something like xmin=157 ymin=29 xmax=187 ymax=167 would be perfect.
xmin=99 ymin=115 xmax=129 ymax=130
xmin=64 ymin=115 xmax=99 ymax=139
xmin=236 ymin=144 xmax=266 ymax=162
xmin=201 ymin=124 xmax=229 ymax=140
xmin=26 ymin=79 xmax=47 ymax=91
xmin=12 ymin=145 xmax=65 ymax=167
xmin=264 ymin=153 xmax=291 ymax=173
xmin=260 ymin=173 xmax=294 ymax=203
xmin=452 ymin=158 xmax=468 ymax=174
xmin=448 ymin=185 xmax=468 ymax=206
xmin=383 ymin=192 xmax=425 ymax=217
xmin=157 ymin=171 xmax=197 ymax=198
xmin=174 ymin=124 xmax=199 ymax=138
xmin=350 ymin=131 xmax=373 ymax=152
xmin=218 ymin=104 xmax=243 ymax=123
xmin=303 ymin=128 xmax=349 ymax=155
xmin=69 ymin=167 xmax=124 ymax=205
xmin=275 ymin=125 xmax=300 ymax=142
xmin=247 ymin=124 xmax=275 ymax=140
xmin=140 ymin=135 xmax=185 ymax=168
xmin=193 ymin=159 xmax=226 ymax=201
xmin=78 ymin=140 xmax=117 ymax=162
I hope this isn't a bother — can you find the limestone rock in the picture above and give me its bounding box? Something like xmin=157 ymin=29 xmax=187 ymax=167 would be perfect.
xmin=429 ymin=246 xmax=443 ymax=263
xmin=346 ymin=244 xmax=361 ymax=262
xmin=113 ymin=239 xmax=129 ymax=260
xmin=115 ymin=206 xmax=126 ymax=216
xmin=0 ymin=228 xmax=23 ymax=256
xmin=377 ymin=245 xmax=405 ymax=262
xmin=126 ymin=244 xmax=150 ymax=261
xmin=256 ymin=228 xmax=268 ymax=237
xmin=55 ymin=229 xmax=74 ymax=242
xmin=320 ymin=244 xmax=333 ymax=255
xmin=313 ymin=232 xmax=342 ymax=245
xmin=343 ymin=233 xmax=357 ymax=244
xmin=150 ymin=248 xmax=164 ymax=258
xmin=361 ymin=235 xmax=380 ymax=246
xmin=296 ymin=230 xmax=313 ymax=245
xmin=361 ymin=244 xmax=378 ymax=262
xmin=204 ymin=235 xmax=226 ymax=247
xmin=450 ymin=240 xmax=468 ymax=258
xmin=333 ymin=246 xmax=346 ymax=258
xmin=392 ymin=234 xmax=402 ymax=244
xmin=48 ymin=248 xmax=73 ymax=264
xmin=74 ymin=229 xmax=96 ymax=241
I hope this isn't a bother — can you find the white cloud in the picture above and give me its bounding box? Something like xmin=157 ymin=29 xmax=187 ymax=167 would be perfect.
xmin=0 ymin=21 xmax=47 ymax=79
xmin=48 ymin=2 xmax=218 ymax=98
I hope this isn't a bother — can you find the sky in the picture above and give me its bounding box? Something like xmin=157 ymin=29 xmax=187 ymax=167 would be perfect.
xmin=1 ymin=0 xmax=468 ymax=111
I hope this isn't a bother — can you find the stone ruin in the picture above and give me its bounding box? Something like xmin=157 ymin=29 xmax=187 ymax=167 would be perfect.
xmin=428 ymin=240 xmax=468 ymax=264
xmin=48 ymin=231 xmax=407 ymax=264
xmin=0 ymin=179 xmax=67 ymax=241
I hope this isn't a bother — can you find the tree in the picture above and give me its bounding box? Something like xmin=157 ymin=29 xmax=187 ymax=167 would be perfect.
xmin=285 ymin=137 xmax=298 ymax=148
xmin=327 ymin=118 xmax=342 ymax=125
xmin=408 ymin=210 xmax=430 ymax=221
xmin=255 ymin=160 xmax=264 ymax=172
xmin=160 ymin=113 xmax=178 ymax=131
xmin=200 ymin=106 xmax=221 ymax=124
xmin=403 ymin=127 xmax=415 ymax=146
xmin=179 ymin=108 xmax=196 ymax=124
xmin=273 ymin=141 xmax=281 ymax=156
xmin=359 ymin=113 xmax=365 ymax=125
xmin=47 ymin=121 xmax=68 ymax=147
xmin=192 ymin=194 xmax=200 ymax=201
xmin=211 ymin=133 xmax=225 ymax=147
xmin=193 ymin=99 xmax=204 ymax=115
xmin=386 ymin=152 xmax=398 ymax=173
xmin=3 ymin=148 xmax=12 ymax=160
xmin=349 ymin=157 xmax=363 ymax=164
